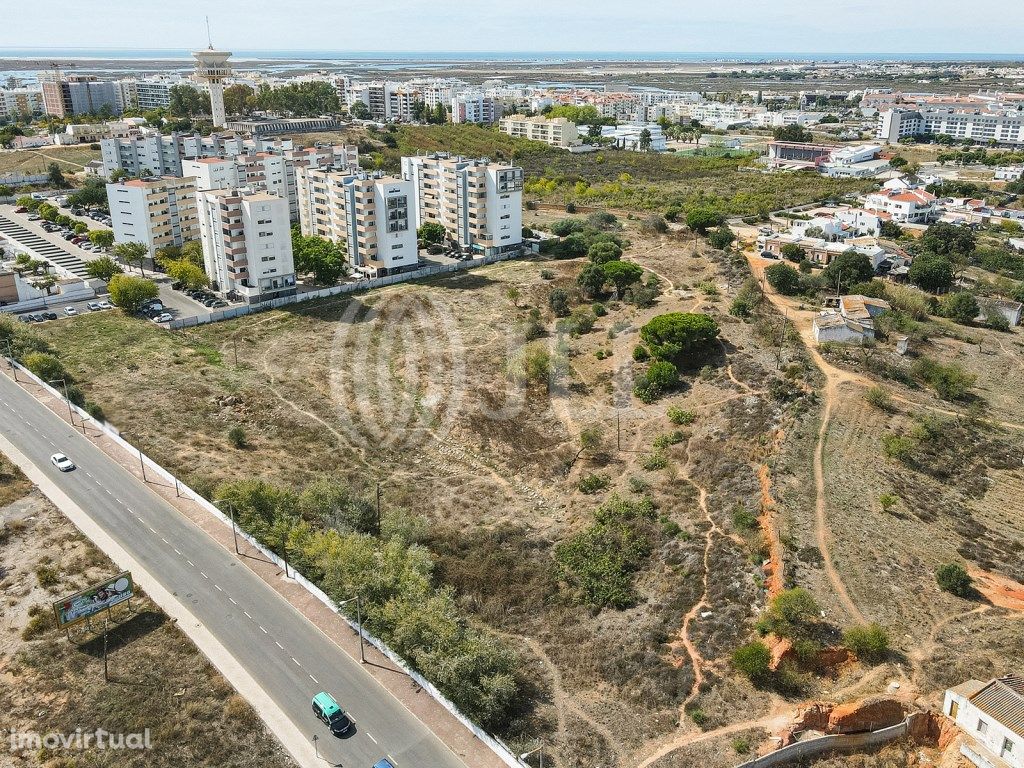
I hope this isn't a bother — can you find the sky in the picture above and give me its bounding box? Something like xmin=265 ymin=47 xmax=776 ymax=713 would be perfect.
xmin=1 ymin=0 xmax=1023 ymax=55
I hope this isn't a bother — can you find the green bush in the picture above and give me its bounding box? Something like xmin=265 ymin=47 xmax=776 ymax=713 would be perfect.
xmin=666 ymin=406 xmax=696 ymax=425
xmin=555 ymin=495 xmax=657 ymax=609
xmin=864 ymin=386 xmax=894 ymax=411
xmin=911 ymin=357 xmax=977 ymax=400
xmin=633 ymin=360 xmax=678 ymax=403
xmin=577 ymin=473 xmax=611 ymax=494
xmin=639 ymin=451 xmax=668 ymax=471
xmin=882 ymin=434 xmax=915 ymax=461
xmin=732 ymin=640 xmax=772 ymax=684
xmin=842 ymin=623 xmax=891 ymax=663
xmin=765 ymin=262 xmax=801 ymax=295
xmin=755 ymin=587 xmax=819 ymax=639
xmin=936 ymin=563 xmax=973 ymax=597
xmin=732 ymin=505 xmax=759 ymax=532
xmin=228 ymin=425 xmax=248 ymax=448
xmin=652 ymin=430 xmax=685 ymax=449
xmin=640 ymin=312 xmax=720 ymax=362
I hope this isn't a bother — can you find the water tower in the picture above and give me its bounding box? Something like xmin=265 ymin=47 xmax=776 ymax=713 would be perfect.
xmin=192 ymin=28 xmax=232 ymax=129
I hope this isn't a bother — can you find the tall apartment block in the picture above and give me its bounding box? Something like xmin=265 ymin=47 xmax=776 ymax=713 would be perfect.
xmin=401 ymin=154 xmax=524 ymax=256
xmin=106 ymin=176 xmax=200 ymax=256
xmin=196 ymin=188 xmax=296 ymax=303
xmin=39 ymin=72 xmax=119 ymax=118
xmin=296 ymin=167 xmax=417 ymax=276
xmin=183 ymin=144 xmax=358 ymax=220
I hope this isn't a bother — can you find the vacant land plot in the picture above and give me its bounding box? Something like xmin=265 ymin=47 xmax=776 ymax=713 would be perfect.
xmin=303 ymin=124 xmax=876 ymax=217
xmin=25 ymin=213 xmax=826 ymax=766
xmin=0 ymin=146 xmax=101 ymax=176
xmin=0 ymin=489 xmax=295 ymax=768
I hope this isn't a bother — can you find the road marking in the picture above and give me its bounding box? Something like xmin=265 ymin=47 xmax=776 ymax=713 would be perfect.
xmin=214 ymin=584 xmax=223 ymax=592
xmin=244 ymin=611 xmax=253 ymax=619
xmin=259 ymin=625 xmax=267 ymax=634
xmin=148 ymin=526 xmax=156 ymax=534
xmin=275 ymin=641 xmax=284 ymax=649
xmin=291 ymin=657 xmax=301 ymax=666
xmin=228 ymin=597 xmax=237 ymax=605
xmin=161 ymin=537 xmax=169 ymax=544
xmin=114 ymin=497 xmax=122 ymax=504
xmin=367 ymin=733 xmax=378 ymax=744
xmin=84 ymin=471 xmax=93 ymax=478
xmin=186 ymin=559 xmax=194 ymax=567
xmin=200 ymin=571 xmax=208 ymax=579
xmin=309 ymin=674 xmax=319 ymax=684
xmin=125 ymin=507 xmax=134 ymax=514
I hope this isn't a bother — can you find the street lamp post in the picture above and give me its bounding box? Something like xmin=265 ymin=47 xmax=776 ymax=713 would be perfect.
xmin=47 ymin=377 xmax=78 ymax=431
xmin=338 ymin=595 xmax=365 ymax=663
xmin=214 ymin=498 xmax=240 ymax=554
xmin=4 ymin=338 xmax=17 ymax=380
xmin=122 ymin=431 xmax=147 ymax=482
xmin=520 ymin=744 xmax=544 ymax=768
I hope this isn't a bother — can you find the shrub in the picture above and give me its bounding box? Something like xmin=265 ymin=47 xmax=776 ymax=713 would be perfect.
xmin=557 ymin=307 xmax=595 ymax=337
xmin=936 ymin=563 xmax=973 ymax=597
xmin=652 ymin=431 xmax=685 ymax=449
xmin=228 ymin=425 xmax=248 ymax=448
xmin=707 ymin=225 xmax=736 ymax=250
xmin=939 ymin=291 xmax=979 ymax=324
xmin=765 ymin=263 xmax=801 ymax=295
xmin=507 ymin=342 xmax=552 ymax=386
xmin=578 ymin=473 xmax=611 ymax=494
xmin=879 ymin=493 xmax=899 ymax=514
xmin=911 ymin=357 xmax=976 ymax=400
xmin=592 ymin=302 xmax=607 ymax=317
xmin=549 ymin=288 xmax=571 ymax=317
xmin=732 ymin=505 xmax=759 ymax=532
xmin=555 ymin=495 xmax=657 ymax=609
xmin=842 ymin=623 xmax=891 ymax=663
xmin=697 ymin=280 xmax=719 ymax=296
xmin=864 ymin=386 xmax=894 ymax=411
xmin=881 ymin=434 xmax=915 ymax=461
xmin=909 ymin=253 xmax=954 ymax=292
xmin=732 ymin=640 xmax=772 ymax=684
xmin=632 ymin=345 xmax=650 ymax=362
xmin=628 ymin=476 xmax=650 ymax=494
xmin=755 ymin=587 xmax=819 ymax=639
xmin=21 ymin=611 xmax=51 ymax=641
xmin=633 ymin=360 xmax=678 ymax=403
xmin=985 ymin=307 xmax=1010 ymax=331
xmin=640 ymin=451 xmax=668 ymax=471
xmin=539 ymin=268 xmax=555 ymax=280
xmin=781 ymin=243 xmax=805 ymax=263
xmin=732 ymin=736 xmax=752 ymax=755
xmin=35 ymin=564 xmax=60 ymax=588
xmin=666 ymin=406 xmax=696 ymax=425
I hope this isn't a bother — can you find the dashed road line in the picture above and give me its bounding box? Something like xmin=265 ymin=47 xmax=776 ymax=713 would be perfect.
xmin=291 ymin=657 xmax=301 ymax=666
xmin=244 ymin=611 xmax=253 ymax=619
xmin=229 ymin=597 xmax=237 ymax=605
xmin=275 ymin=641 xmax=284 ymax=650
xmin=186 ymin=559 xmax=195 ymax=567
xmin=214 ymin=584 xmax=223 ymax=592
xmin=309 ymin=674 xmax=320 ymax=684
xmin=259 ymin=625 xmax=267 ymax=634
xmin=367 ymin=733 xmax=378 ymax=744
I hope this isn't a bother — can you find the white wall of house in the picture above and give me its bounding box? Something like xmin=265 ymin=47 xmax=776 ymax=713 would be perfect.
xmin=944 ymin=689 xmax=1022 ymax=768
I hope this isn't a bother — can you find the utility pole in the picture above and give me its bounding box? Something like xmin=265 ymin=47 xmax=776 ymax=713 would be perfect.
xmin=776 ymin=310 xmax=789 ymax=369
xmin=48 ymin=378 xmax=81 ymax=433
xmin=4 ymin=338 xmax=16 ymax=380
xmin=103 ymin=618 xmax=110 ymax=682
xmin=375 ymin=481 xmax=382 ymax=536
xmin=339 ymin=595 xmax=366 ymax=663
xmin=215 ymin=498 xmax=239 ymax=554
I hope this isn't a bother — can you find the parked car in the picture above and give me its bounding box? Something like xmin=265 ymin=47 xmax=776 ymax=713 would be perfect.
xmin=210 ymin=300 xmax=227 ymax=308
xmin=153 ymin=312 xmax=173 ymax=323
xmin=64 ymin=306 xmax=78 ymax=316
xmin=27 ymin=214 xmax=41 ymax=221
xmin=50 ymin=453 xmax=76 ymax=472
xmin=44 ymin=311 xmax=58 ymax=320
xmin=310 ymin=692 xmax=352 ymax=736
xmin=97 ymin=301 xmax=112 ymax=310
xmin=14 ymin=206 xmax=28 ymax=213
xmin=372 ymin=760 xmax=396 ymax=768
xmin=87 ymin=302 xmax=102 ymax=311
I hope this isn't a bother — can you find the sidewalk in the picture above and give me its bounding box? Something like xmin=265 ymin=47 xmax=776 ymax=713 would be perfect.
xmin=1 ymin=364 xmax=511 ymax=768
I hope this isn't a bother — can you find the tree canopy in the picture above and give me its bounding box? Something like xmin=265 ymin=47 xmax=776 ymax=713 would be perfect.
xmin=291 ymin=228 xmax=347 ymax=285
xmin=909 ymin=253 xmax=954 ymax=292
xmin=639 ymin=312 xmax=720 ymax=361
xmin=820 ymin=251 xmax=875 ymax=293
xmin=107 ymin=274 xmax=158 ymax=314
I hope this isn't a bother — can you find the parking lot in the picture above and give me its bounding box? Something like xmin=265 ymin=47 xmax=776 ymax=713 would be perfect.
xmin=0 ymin=204 xmax=108 ymax=277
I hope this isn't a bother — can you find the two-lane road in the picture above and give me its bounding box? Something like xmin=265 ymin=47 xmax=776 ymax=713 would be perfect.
xmin=0 ymin=371 xmax=468 ymax=768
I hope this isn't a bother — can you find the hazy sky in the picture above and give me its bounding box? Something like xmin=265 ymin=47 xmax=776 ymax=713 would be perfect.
xmin=2 ymin=0 xmax=1023 ymax=55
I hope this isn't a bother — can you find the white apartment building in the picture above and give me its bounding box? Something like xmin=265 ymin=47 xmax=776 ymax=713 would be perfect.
xmin=451 ymin=93 xmax=501 ymax=124
xmin=183 ymin=144 xmax=357 ymax=221
xmin=106 ymin=176 xmax=200 ymax=256
xmin=0 ymin=87 xmax=43 ymax=120
xmin=401 ymin=153 xmax=524 ymax=257
xmin=499 ymin=114 xmax=579 ymax=147
xmin=196 ymin=188 xmax=296 ymax=303
xmin=877 ymin=107 xmax=1024 ymax=145
xmin=864 ymin=188 xmax=939 ymax=223
xmin=296 ymin=167 xmax=418 ymax=276
xmin=945 ymin=675 xmax=1023 ymax=768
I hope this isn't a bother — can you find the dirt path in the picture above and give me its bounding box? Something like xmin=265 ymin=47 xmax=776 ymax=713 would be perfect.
xmin=636 ymin=708 xmax=794 ymax=768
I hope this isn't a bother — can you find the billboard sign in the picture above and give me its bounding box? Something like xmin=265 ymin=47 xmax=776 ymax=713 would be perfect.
xmin=52 ymin=572 xmax=134 ymax=628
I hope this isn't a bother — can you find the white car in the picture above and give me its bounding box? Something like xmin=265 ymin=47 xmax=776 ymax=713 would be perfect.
xmin=153 ymin=312 xmax=173 ymax=323
xmin=50 ymin=453 xmax=76 ymax=472
xmin=64 ymin=306 xmax=78 ymax=316
xmin=97 ymin=300 xmax=112 ymax=309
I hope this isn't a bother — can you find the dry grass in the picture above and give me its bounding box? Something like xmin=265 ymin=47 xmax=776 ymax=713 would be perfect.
xmin=0 ymin=145 xmax=100 ymax=176
xmin=29 ymin=214 xmax=819 ymax=765
xmin=0 ymin=453 xmax=32 ymax=507
xmin=0 ymin=494 xmax=295 ymax=768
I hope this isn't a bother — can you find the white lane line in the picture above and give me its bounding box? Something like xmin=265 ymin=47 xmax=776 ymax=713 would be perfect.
xmin=84 ymin=471 xmax=93 ymax=478
xmin=214 ymin=584 xmax=223 ymax=592
xmin=186 ymin=559 xmax=194 ymax=567
xmin=173 ymin=548 xmax=181 ymax=555
xmin=200 ymin=571 xmax=208 ymax=579
xmin=114 ymin=498 xmax=122 ymax=504
xmin=147 ymin=526 xmax=156 ymax=534
xmin=291 ymin=657 xmax=301 ymax=666
xmin=244 ymin=611 xmax=253 ymax=619
xmin=275 ymin=641 xmax=284 ymax=650
xmin=125 ymin=508 xmax=134 ymax=514
xmin=161 ymin=537 xmax=169 ymax=544
xmin=104 ymin=488 xmax=112 ymax=496
xmin=367 ymin=733 xmax=378 ymax=744
xmin=228 ymin=597 xmax=237 ymax=605
xmin=259 ymin=625 xmax=267 ymax=634
xmin=309 ymin=674 xmax=319 ymax=684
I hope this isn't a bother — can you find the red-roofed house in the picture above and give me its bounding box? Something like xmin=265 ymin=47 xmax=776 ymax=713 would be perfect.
xmin=864 ymin=188 xmax=938 ymax=223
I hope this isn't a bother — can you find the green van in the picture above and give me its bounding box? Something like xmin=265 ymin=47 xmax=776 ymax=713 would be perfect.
xmin=311 ymin=691 xmax=352 ymax=735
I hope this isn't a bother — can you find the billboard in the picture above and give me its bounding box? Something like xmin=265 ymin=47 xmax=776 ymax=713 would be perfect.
xmin=52 ymin=572 xmax=134 ymax=628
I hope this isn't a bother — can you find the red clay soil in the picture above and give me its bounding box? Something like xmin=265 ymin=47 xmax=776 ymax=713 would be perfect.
xmin=757 ymin=461 xmax=785 ymax=599
xmin=970 ymin=568 xmax=1024 ymax=612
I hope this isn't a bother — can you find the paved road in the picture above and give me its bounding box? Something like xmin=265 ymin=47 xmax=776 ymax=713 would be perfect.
xmin=0 ymin=371 xmax=467 ymax=768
